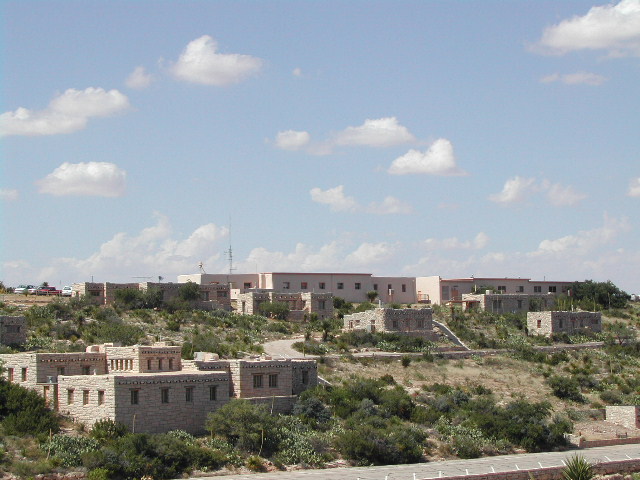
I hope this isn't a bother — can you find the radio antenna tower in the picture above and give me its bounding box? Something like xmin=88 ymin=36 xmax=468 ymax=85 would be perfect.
xmin=225 ymin=218 xmax=236 ymax=276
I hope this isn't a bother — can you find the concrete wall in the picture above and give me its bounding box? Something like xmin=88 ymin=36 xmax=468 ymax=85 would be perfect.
xmin=0 ymin=315 xmax=27 ymax=346
xmin=527 ymin=311 xmax=602 ymax=337
xmin=343 ymin=307 xmax=434 ymax=338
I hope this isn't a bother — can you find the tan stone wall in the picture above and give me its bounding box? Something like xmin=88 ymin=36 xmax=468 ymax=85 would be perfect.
xmin=606 ymin=405 xmax=640 ymax=429
xmin=112 ymin=371 xmax=230 ymax=434
xmin=0 ymin=315 xmax=27 ymax=345
xmin=104 ymin=344 xmax=182 ymax=373
xmin=462 ymin=293 xmax=553 ymax=313
xmin=57 ymin=375 xmax=116 ymax=428
xmin=527 ymin=311 xmax=602 ymax=337
xmin=0 ymin=353 xmax=39 ymax=388
xmin=291 ymin=360 xmax=317 ymax=395
xmin=230 ymin=359 xmax=295 ymax=398
xmin=343 ymin=308 xmax=433 ymax=336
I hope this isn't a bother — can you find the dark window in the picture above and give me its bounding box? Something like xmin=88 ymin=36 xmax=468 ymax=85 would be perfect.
xmin=83 ymin=390 xmax=90 ymax=405
xmin=373 ymin=284 xmax=378 ymax=291
xmin=337 ymin=282 xmax=344 ymax=290
xmin=98 ymin=390 xmax=105 ymax=405
xmin=498 ymin=286 xmax=506 ymax=292
xmin=243 ymin=282 xmax=252 ymax=289
xmin=355 ymin=283 xmax=361 ymax=290
xmin=518 ymin=286 xmax=524 ymax=292
xmin=7 ymin=368 xmax=13 ymax=382
xmin=283 ymin=282 xmax=290 ymax=290
xmin=534 ymin=286 xmax=542 ymax=293
xmin=161 ymin=388 xmax=169 ymax=404
xmin=185 ymin=387 xmax=194 ymax=402
xmin=131 ymin=390 xmax=139 ymax=405
xmin=21 ymin=367 xmax=27 ymax=381
xmin=82 ymin=366 xmax=90 ymax=375
xmin=168 ymin=358 xmax=174 ymax=370
xmin=302 ymin=370 xmax=309 ymax=385
xmin=57 ymin=367 xmax=65 ymax=376
xmin=269 ymin=374 xmax=278 ymax=388
xmin=209 ymin=386 xmax=217 ymax=401
xmin=253 ymin=374 xmax=263 ymax=388
xmin=402 ymin=284 xmax=406 ymax=293
xmin=147 ymin=359 xmax=152 ymax=370
xmin=301 ymin=282 xmax=308 ymax=289
xmin=319 ymin=282 xmax=325 ymax=290
xmin=548 ymin=286 xmax=557 ymax=293
xmin=67 ymin=389 xmax=74 ymax=404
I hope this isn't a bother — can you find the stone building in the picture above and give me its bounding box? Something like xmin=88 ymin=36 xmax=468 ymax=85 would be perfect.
xmin=343 ymin=307 xmax=436 ymax=339
xmin=0 ymin=315 xmax=27 ymax=346
xmin=460 ymin=293 xmax=554 ymax=313
xmin=606 ymin=406 xmax=640 ymax=430
xmin=71 ymin=282 xmax=231 ymax=310
xmin=236 ymin=290 xmax=334 ymax=320
xmin=0 ymin=343 xmax=317 ymax=434
xmin=527 ymin=311 xmax=602 ymax=337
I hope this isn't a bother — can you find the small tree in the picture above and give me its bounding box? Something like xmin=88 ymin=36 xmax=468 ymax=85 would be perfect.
xmin=178 ymin=281 xmax=201 ymax=302
xmin=259 ymin=301 xmax=290 ymax=320
xmin=366 ymin=290 xmax=379 ymax=302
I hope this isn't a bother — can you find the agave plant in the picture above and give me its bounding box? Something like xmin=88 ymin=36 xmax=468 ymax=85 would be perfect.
xmin=562 ymin=455 xmax=594 ymax=480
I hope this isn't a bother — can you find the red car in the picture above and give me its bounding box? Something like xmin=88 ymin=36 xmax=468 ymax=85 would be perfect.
xmin=36 ymin=286 xmax=61 ymax=296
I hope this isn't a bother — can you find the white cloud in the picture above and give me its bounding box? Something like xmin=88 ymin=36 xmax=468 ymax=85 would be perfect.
xmin=334 ymin=117 xmax=415 ymax=148
xmin=37 ymin=162 xmax=127 ymax=197
xmin=531 ymin=214 xmax=630 ymax=256
xmin=274 ymin=130 xmax=311 ymax=151
xmin=310 ymin=186 xmax=412 ymax=215
xmin=0 ymin=189 xmax=18 ymax=201
xmin=0 ymin=87 xmax=130 ymax=136
xmin=310 ymin=185 xmax=359 ymax=212
xmin=170 ymin=35 xmax=263 ymax=86
xmin=292 ymin=67 xmax=302 ymax=77
xmin=2 ymin=214 xmax=229 ymax=286
xmin=388 ymin=138 xmax=467 ymax=176
xmin=535 ymin=0 xmax=640 ymax=57
xmin=126 ymin=66 xmax=154 ymax=89
xmin=629 ymin=177 xmax=640 ymax=196
xmin=545 ymin=183 xmax=587 ymax=206
xmin=424 ymin=232 xmax=489 ymax=251
xmin=367 ymin=196 xmax=413 ymax=215
xmin=489 ymin=176 xmax=538 ymax=204
xmin=540 ymin=72 xmax=607 ymax=85
xmin=346 ymin=242 xmax=396 ymax=266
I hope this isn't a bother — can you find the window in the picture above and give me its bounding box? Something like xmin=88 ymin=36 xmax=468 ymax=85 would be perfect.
xmin=209 ymin=385 xmax=217 ymax=401
xmin=337 ymin=282 xmax=344 ymax=290
xmin=283 ymin=282 xmax=290 ymax=290
xmin=243 ymin=282 xmax=252 ymax=289
xmin=517 ymin=300 xmax=523 ymax=309
xmin=318 ymin=300 xmax=326 ymax=310
xmin=497 ymin=286 xmax=506 ymax=292
xmin=158 ymin=359 xmax=164 ymax=370
xmin=168 ymin=359 xmax=174 ymax=370
xmin=518 ymin=286 xmax=524 ymax=293
xmin=534 ymin=286 xmax=542 ymax=293
xmin=319 ymin=282 xmax=325 ymax=290
xmin=67 ymin=389 xmax=74 ymax=404
xmin=417 ymin=319 xmax=424 ymax=329
xmin=373 ymin=284 xmax=378 ymax=291
xmin=388 ymin=284 xmax=392 ymax=290
xmin=301 ymin=282 xmax=308 ymax=290
xmin=98 ymin=390 xmax=105 ymax=405
xmin=253 ymin=374 xmax=263 ymax=388
xmin=402 ymin=284 xmax=406 ymax=293
xmin=592 ymin=318 xmax=599 ymax=325
xmin=7 ymin=368 xmax=13 ymax=382
xmin=548 ymin=286 xmax=557 ymax=293
xmin=57 ymin=367 xmax=65 ymax=376
xmin=269 ymin=374 xmax=278 ymax=388
xmin=161 ymin=388 xmax=170 ymax=404
xmin=21 ymin=367 xmax=27 ymax=381
xmin=559 ymin=319 xmax=564 ymax=328
xmin=537 ymin=319 xmax=542 ymax=328
xmin=185 ymin=387 xmax=194 ymax=403
xmin=302 ymin=370 xmax=309 ymax=385
xmin=355 ymin=283 xmax=361 ymax=290
xmin=392 ymin=320 xmax=399 ymax=328
xmin=82 ymin=366 xmax=90 ymax=375
xmin=147 ymin=359 xmax=152 ymax=370
xmin=130 ymin=390 xmax=139 ymax=405
xmin=83 ymin=390 xmax=90 ymax=405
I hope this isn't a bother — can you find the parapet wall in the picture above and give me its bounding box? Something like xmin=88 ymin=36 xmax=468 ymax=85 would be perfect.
xmin=527 ymin=311 xmax=602 ymax=337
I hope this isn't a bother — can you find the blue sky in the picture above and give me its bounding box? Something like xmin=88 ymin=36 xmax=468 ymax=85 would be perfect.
xmin=1 ymin=0 xmax=639 ymax=294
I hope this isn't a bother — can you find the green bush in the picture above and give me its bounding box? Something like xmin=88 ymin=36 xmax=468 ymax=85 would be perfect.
xmin=90 ymin=419 xmax=129 ymax=443
xmin=0 ymin=379 xmax=60 ymax=436
xmin=547 ymin=375 xmax=585 ymax=402
xmin=44 ymin=434 xmax=100 ymax=467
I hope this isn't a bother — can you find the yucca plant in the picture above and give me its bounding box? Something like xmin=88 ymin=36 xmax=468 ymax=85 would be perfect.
xmin=562 ymin=455 xmax=594 ymax=480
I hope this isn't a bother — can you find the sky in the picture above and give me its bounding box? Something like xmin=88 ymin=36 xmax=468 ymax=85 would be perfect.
xmin=1 ymin=0 xmax=639 ymax=294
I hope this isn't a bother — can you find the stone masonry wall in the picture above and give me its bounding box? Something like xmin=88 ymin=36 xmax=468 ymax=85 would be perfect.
xmin=462 ymin=294 xmax=553 ymax=313
xmin=527 ymin=311 xmax=602 ymax=337
xmin=291 ymin=360 xmax=317 ymax=395
xmin=57 ymin=375 xmax=115 ymax=429
xmin=343 ymin=308 xmax=433 ymax=337
xmin=0 ymin=315 xmax=27 ymax=346
xmin=606 ymin=405 xmax=640 ymax=429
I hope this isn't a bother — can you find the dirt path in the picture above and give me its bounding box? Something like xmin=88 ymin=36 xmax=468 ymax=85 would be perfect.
xmin=262 ymin=337 xmax=317 ymax=359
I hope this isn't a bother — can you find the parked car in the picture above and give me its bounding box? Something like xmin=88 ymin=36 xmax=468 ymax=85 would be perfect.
xmin=36 ymin=286 xmax=61 ymax=296
xmin=61 ymin=286 xmax=73 ymax=297
xmin=14 ymin=284 xmax=35 ymax=294
xmin=28 ymin=286 xmax=39 ymax=295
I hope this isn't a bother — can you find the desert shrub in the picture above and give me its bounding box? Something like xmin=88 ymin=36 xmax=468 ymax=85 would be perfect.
xmin=547 ymin=375 xmax=585 ymax=402
xmin=266 ymin=321 xmax=293 ymax=335
xmin=435 ymin=418 xmax=487 ymax=458
xmin=87 ymin=468 xmax=110 ymax=480
xmin=293 ymin=392 xmax=332 ymax=427
xmin=562 ymin=454 xmax=594 ymax=480
xmin=246 ymin=455 xmax=266 ymax=471
xmin=44 ymin=434 xmax=100 ymax=467
xmin=272 ymin=417 xmax=327 ymax=466
xmin=599 ymin=390 xmax=623 ymax=405
xmin=90 ymin=419 xmax=129 ymax=443
xmin=0 ymin=380 xmax=59 ymax=436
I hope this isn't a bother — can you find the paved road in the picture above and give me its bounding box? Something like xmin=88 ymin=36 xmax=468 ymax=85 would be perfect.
xmin=187 ymin=444 xmax=640 ymax=480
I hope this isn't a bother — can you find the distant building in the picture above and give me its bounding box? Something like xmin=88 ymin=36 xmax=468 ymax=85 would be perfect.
xmin=178 ymin=272 xmax=417 ymax=304
xmin=416 ymin=276 xmax=575 ymax=305
xmin=236 ymin=290 xmax=334 ymax=320
xmin=460 ymin=293 xmax=554 ymax=313
xmin=527 ymin=311 xmax=602 ymax=337
xmin=0 ymin=315 xmax=26 ymax=346
xmin=343 ymin=307 xmax=436 ymax=339
xmin=72 ymin=282 xmax=231 ymax=310
xmin=0 ymin=343 xmax=317 ymax=434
